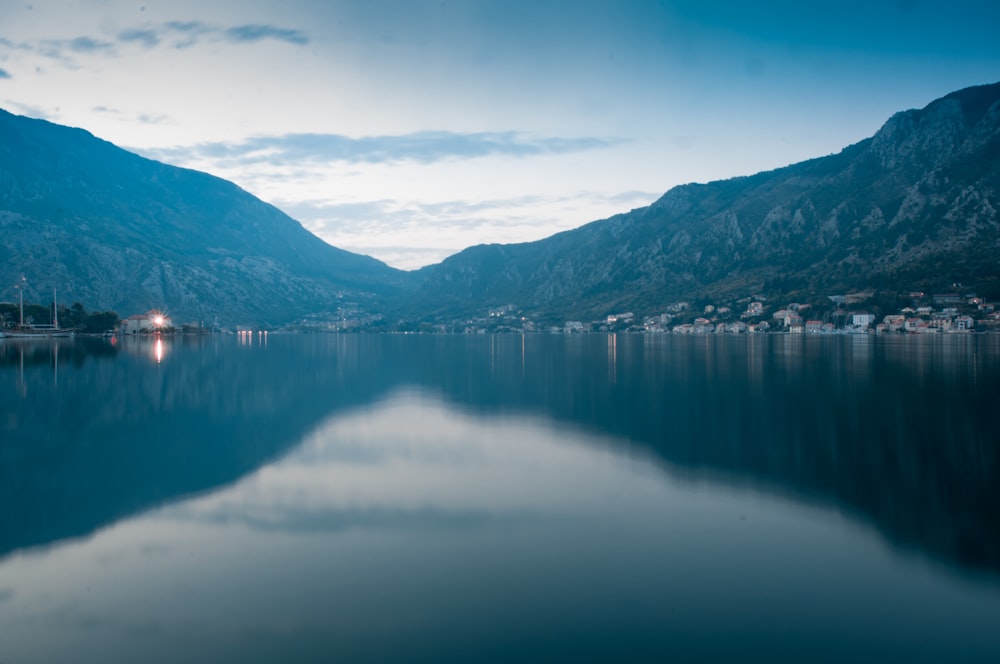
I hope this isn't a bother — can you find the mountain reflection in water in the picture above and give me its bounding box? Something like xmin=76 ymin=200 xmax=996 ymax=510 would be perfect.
xmin=2 ymin=334 xmax=999 ymax=575
xmin=1 ymin=333 xmax=999 ymax=662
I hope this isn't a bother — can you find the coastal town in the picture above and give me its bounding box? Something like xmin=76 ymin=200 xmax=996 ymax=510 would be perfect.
xmin=444 ymin=290 xmax=1000 ymax=335
xmin=5 ymin=289 xmax=998 ymax=337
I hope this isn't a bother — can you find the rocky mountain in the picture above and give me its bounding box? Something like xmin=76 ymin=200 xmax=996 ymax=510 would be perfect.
xmin=411 ymin=82 xmax=1000 ymax=320
xmin=0 ymin=109 xmax=409 ymax=325
xmin=3 ymin=82 xmax=998 ymax=328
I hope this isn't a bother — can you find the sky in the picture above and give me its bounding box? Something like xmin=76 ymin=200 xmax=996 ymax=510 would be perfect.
xmin=1 ymin=1 xmax=999 ymax=270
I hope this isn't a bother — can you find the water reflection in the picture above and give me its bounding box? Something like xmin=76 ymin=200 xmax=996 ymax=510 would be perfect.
xmin=0 ymin=338 xmax=116 ymax=396
xmin=172 ymin=391 xmax=651 ymax=532
xmin=2 ymin=333 xmax=999 ymax=583
xmin=0 ymin=335 xmax=388 ymax=559
xmin=237 ymin=329 xmax=268 ymax=347
xmin=1 ymin=388 xmax=999 ymax=664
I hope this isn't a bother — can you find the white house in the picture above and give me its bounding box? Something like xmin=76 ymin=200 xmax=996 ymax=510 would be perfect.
xmin=954 ymin=316 xmax=975 ymax=331
xmin=121 ymin=311 xmax=173 ymax=334
xmin=851 ymin=313 xmax=875 ymax=328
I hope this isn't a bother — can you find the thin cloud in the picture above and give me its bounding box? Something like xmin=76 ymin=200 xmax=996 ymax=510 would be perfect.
xmin=161 ymin=21 xmax=214 ymax=49
xmin=67 ymin=36 xmax=114 ymax=53
xmin=0 ymin=37 xmax=33 ymax=52
xmin=225 ymin=24 xmax=309 ymax=46
xmin=164 ymin=21 xmax=209 ymax=33
xmin=140 ymin=131 xmax=626 ymax=167
xmin=0 ymin=68 xmax=10 ymax=79
xmin=137 ymin=113 xmax=168 ymax=124
xmin=265 ymin=188 xmax=661 ymax=269
xmin=285 ymin=195 xmax=572 ymax=231
xmin=171 ymin=502 xmax=529 ymax=535
xmin=129 ymin=21 xmax=308 ymax=49
xmin=13 ymin=20 xmax=309 ymax=62
xmin=3 ymin=101 xmax=51 ymax=119
xmin=602 ymin=190 xmax=662 ymax=206
xmin=279 ymin=195 xmax=558 ymax=238
xmin=117 ymin=28 xmax=160 ymax=48
xmin=287 ymin=192 xmax=654 ymax=232
xmin=89 ymin=104 xmax=169 ymax=126
xmin=33 ymin=35 xmax=117 ymax=64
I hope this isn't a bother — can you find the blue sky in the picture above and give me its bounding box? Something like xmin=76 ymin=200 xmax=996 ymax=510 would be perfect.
xmin=2 ymin=0 xmax=999 ymax=269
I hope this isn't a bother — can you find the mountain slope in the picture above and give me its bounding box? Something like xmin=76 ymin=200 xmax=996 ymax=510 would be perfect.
xmin=0 ymin=110 xmax=409 ymax=325
xmin=412 ymin=82 xmax=1000 ymax=319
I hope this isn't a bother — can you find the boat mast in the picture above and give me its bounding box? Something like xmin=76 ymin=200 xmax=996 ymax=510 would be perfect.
xmin=53 ymin=287 xmax=59 ymax=329
xmin=18 ymin=277 xmax=24 ymax=326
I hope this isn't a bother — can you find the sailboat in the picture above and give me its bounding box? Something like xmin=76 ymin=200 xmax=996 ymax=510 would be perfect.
xmin=2 ymin=279 xmax=75 ymax=339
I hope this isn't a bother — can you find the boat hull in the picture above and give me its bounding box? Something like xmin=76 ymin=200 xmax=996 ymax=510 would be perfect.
xmin=1 ymin=329 xmax=75 ymax=339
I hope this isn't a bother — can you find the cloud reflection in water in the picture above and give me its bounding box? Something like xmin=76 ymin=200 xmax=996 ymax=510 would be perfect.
xmin=4 ymin=387 xmax=999 ymax=664
xmin=167 ymin=389 xmax=668 ymax=534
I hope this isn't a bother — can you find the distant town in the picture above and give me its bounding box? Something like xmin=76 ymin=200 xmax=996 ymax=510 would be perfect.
xmin=390 ymin=290 xmax=1000 ymax=335
xmin=5 ymin=288 xmax=999 ymax=337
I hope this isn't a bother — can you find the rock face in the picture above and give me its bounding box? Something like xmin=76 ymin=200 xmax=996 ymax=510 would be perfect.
xmin=413 ymin=82 xmax=1000 ymax=318
xmin=0 ymin=110 xmax=409 ymax=325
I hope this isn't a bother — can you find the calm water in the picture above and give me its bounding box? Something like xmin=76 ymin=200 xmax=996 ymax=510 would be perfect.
xmin=1 ymin=333 xmax=999 ymax=663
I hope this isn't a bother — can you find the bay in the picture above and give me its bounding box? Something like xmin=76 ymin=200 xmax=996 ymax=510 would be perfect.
xmin=1 ymin=333 xmax=999 ymax=663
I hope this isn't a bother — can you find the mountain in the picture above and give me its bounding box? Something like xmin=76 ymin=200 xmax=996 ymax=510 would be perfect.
xmin=4 ymin=82 xmax=998 ymax=328
xmin=411 ymin=82 xmax=1000 ymax=320
xmin=0 ymin=109 xmax=409 ymax=325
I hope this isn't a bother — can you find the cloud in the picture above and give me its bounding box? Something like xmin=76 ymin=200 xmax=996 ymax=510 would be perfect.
xmin=342 ymin=246 xmax=454 ymax=270
xmin=123 ymin=21 xmax=308 ymax=50
xmin=117 ymin=28 xmax=160 ymax=48
xmin=137 ymin=113 xmax=168 ymax=125
xmin=139 ymin=131 xmax=625 ymax=167
xmin=0 ymin=68 xmax=10 ymax=79
xmin=172 ymin=504 xmax=530 ymax=535
xmin=67 ymin=36 xmax=114 ymax=53
xmin=3 ymin=101 xmax=51 ymax=119
xmin=14 ymin=20 xmax=309 ymax=63
xmin=160 ymin=21 xmax=213 ymax=48
xmin=269 ymin=188 xmax=661 ymax=269
xmin=164 ymin=21 xmax=208 ymax=33
xmin=601 ymin=190 xmax=663 ymax=207
xmin=34 ymin=35 xmax=116 ymax=64
xmin=0 ymin=37 xmax=32 ymax=52
xmin=281 ymin=191 xmax=658 ymax=236
xmin=90 ymin=104 xmax=167 ymax=125
xmin=224 ymin=24 xmax=309 ymax=46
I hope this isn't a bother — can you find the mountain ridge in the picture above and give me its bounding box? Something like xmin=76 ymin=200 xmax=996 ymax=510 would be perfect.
xmin=407 ymin=82 xmax=1000 ymax=321
xmin=0 ymin=109 xmax=410 ymax=325
xmin=2 ymin=81 xmax=999 ymax=327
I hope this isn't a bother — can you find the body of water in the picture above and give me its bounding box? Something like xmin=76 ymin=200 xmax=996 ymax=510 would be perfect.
xmin=2 ymin=333 xmax=999 ymax=663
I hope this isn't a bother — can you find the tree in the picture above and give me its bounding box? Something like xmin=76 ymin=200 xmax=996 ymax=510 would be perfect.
xmin=82 ymin=311 xmax=120 ymax=333
xmin=54 ymin=302 xmax=87 ymax=329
